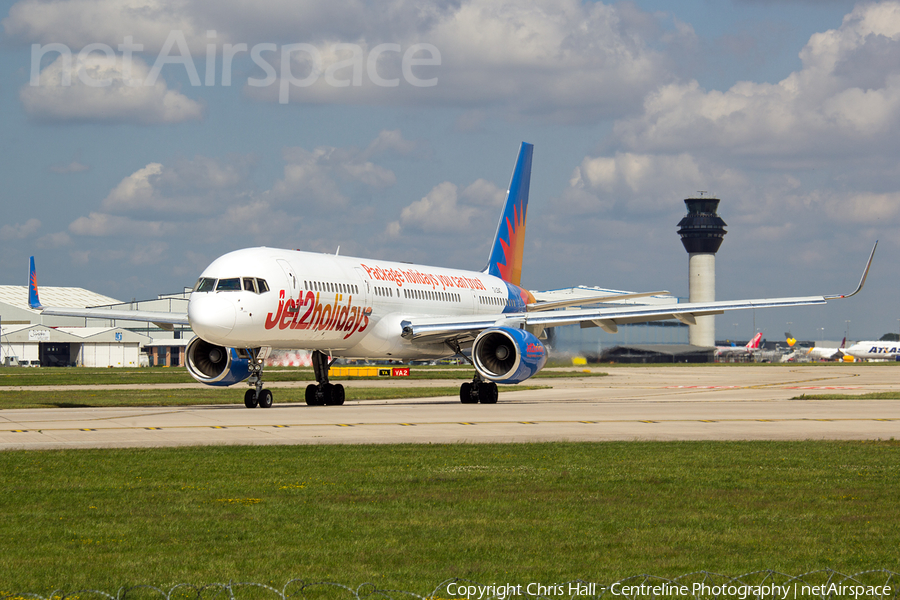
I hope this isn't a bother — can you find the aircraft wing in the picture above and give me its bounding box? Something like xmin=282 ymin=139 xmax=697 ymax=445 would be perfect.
xmin=36 ymin=306 xmax=190 ymax=327
xmin=401 ymin=295 xmax=827 ymax=344
xmin=403 ymin=240 xmax=877 ymax=345
xmin=526 ymin=290 xmax=670 ymax=312
xmin=28 ymin=255 xmax=189 ymax=329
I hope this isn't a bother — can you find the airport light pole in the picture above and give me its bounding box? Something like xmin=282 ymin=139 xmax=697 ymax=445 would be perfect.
xmin=678 ymin=193 xmax=727 ymax=347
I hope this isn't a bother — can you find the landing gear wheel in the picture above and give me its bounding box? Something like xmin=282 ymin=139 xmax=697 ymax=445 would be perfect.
xmin=460 ymin=381 xmax=477 ymax=404
xmin=258 ymin=389 xmax=273 ymax=408
xmin=330 ymin=384 xmax=345 ymax=406
xmin=318 ymin=383 xmax=332 ymax=406
xmin=306 ymin=351 xmax=346 ymax=406
xmin=244 ymin=389 xmax=258 ymax=408
xmin=479 ymin=381 xmax=498 ymax=404
xmin=306 ymin=384 xmax=321 ymax=406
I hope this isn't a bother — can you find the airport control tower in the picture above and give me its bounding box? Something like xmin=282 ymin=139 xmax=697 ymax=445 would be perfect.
xmin=677 ymin=194 xmax=727 ymax=347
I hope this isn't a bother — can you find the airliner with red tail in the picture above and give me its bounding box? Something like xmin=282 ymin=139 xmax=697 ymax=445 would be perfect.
xmin=715 ymin=332 xmax=763 ymax=358
xmin=29 ymin=143 xmax=877 ymax=408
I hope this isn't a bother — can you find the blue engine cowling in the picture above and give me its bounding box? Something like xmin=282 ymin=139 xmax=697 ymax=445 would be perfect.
xmin=472 ymin=327 xmax=548 ymax=384
xmin=185 ymin=337 xmax=251 ymax=387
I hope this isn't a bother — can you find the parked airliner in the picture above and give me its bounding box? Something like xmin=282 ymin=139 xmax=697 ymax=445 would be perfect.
xmin=806 ymin=338 xmax=847 ymax=361
xmin=844 ymin=341 xmax=900 ymax=360
xmin=29 ymin=143 xmax=877 ymax=407
xmin=715 ymin=332 xmax=763 ymax=358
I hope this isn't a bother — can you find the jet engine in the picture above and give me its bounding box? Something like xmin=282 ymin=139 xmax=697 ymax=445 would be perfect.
xmin=185 ymin=337 xmax=251 ymax=387
xmin=472 ymin=327 xmax=547 ymax=384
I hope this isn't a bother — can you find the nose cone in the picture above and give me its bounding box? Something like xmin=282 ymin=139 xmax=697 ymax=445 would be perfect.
xmin=188 ymin=294 xmax=236 ymax=344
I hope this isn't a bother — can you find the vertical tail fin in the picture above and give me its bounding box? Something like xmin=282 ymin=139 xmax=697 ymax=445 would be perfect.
xmin=28 ymin=256 xmax=42 ymax=309
xmin=746 ymin=332 xmax=763 ymax=349
xmin=483 ymin=142 xmax=533 ymax=286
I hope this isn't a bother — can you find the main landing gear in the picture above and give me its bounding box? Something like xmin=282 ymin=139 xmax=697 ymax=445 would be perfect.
xmin=447 ymin=340 xmax=499 ymax=404
xmin=460 ymin=375 xmax=499 ymax=404
xmin=244 ymin=348 xmax=273 ymax=408
xmin=305 ymin=350 xmax=345 ymax=406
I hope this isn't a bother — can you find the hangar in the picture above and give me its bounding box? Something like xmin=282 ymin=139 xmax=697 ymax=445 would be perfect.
xmin=0 ymin=284 xmax=186 ymax=368
xmin=1 ymin=324 xmax=151 ymax=367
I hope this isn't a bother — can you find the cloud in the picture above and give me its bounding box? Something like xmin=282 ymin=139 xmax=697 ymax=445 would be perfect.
xmin=68 ymin=212 xmax=170 ymax=237
xmin=613 ymin=2 xmax=900 ymax=159
xmin=387 ymin=178 xmax=504 ymax=236
xmin=3 ymin=0 xmax=202 ymax=51
xmin=0 ymin=218 xmax=41 ymax=240
xmin=270 ymin=131 xmax=415 ymax=204
xmin=6 ymin=0 xmax=688 ymax=122
xmin=102 ymin=163 xmax=164 ymax=211
xmin=564 ymin=152 xmax=728 ymax=215
xmin=36 ymin=231 xmax=72 ymax=249
xmin=61 ymin=131 xmax=420 ymax=267
xmin=101 ymin=156 xmax=254 ymax=214
xmin=237 ymin=0 xmax=681 ymax=120
xmin=21 ymin=52 xmax=203 ymax=124
xmin=363 ymin=129 xmax=421 ymax=157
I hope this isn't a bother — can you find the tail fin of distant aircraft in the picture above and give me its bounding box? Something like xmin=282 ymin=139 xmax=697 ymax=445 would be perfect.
xmin=28 ymin=256 xmax=42 ymax=309
xmin=484 ymin=142 xmax=533 ymax=286
xmin=746 ymin=332 xmax=763 ymax=349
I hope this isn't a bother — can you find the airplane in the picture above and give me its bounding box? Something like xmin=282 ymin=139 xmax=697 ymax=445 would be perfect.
xmin=28 ymin=142 xmax=879 ymax=408
xmin=805 ymin=337 xmax=847 ymax=361
xmin=715 ymin=332 xmax=763 ymax=358
xmin=843 ymin=340 xmax=900 ymax=361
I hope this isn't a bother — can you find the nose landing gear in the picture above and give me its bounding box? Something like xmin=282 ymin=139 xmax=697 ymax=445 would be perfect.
xmin=244 ymin=347 xmax=273 ymax=408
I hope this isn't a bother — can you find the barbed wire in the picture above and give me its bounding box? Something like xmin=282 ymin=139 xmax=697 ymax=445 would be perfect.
xmin=3 ymin=570 xmax=899 ymax=600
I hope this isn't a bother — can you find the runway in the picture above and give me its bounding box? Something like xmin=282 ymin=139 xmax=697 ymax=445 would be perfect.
xmin=1 ymin=365 xmax=899 ymax=450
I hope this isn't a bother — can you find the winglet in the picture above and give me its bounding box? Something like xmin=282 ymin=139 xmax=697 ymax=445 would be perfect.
xmin=484 ymin=142 xmax=533 ymax=286
xmin=824 ymin=240 xmax=877 ymax=300
xmin=28 ymin=256 xmax=43 ymax=309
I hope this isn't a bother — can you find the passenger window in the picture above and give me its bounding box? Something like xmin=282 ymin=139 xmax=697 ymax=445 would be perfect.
xmin=194 ymin=277 xmax=216 ymax=292
xmin=216 ymin=278 xmax=242 ymax=291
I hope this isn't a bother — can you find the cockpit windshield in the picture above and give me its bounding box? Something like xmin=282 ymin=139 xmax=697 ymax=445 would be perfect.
xmin=193 ymin=276 xmax=270 ymax=294
xmin=217 ymin=278 xmax=242 ymax=291
xmin=194 ymin=277 xmax=216 ymax=292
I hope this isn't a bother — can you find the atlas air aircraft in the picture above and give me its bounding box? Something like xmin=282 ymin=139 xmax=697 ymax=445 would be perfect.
xmin=844 ymin=341 xmax=900 ymax=360
xmin=29 ymin=143 xmax=878 ymax=408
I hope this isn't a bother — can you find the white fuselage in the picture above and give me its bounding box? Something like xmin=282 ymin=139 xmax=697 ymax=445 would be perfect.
xmin=187 ymin=247 xmax=530 ymax=359
xmin=844 ymin=341 xmax=900 ymax=360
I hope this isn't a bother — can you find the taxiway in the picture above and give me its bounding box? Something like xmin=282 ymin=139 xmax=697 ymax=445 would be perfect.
xmin=1 ymin=365 xmax=899 ymax=450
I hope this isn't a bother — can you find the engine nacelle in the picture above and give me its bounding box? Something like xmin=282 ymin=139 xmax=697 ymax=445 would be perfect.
xmin=472 ymin=327 xmax=548 ymax=384
xmin=185 ymin=337 xmax=251 ymax=387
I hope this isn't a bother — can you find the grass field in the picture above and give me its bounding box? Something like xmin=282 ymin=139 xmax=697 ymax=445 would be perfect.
xmin=795 ymin=392 xmax=900 ymax=400
xmin=1 ymin=441 xmax=899 ymax=594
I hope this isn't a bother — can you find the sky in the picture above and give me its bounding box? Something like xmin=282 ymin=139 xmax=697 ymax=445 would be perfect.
xmin=1 ymin=0 xmax=898 ymax=343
